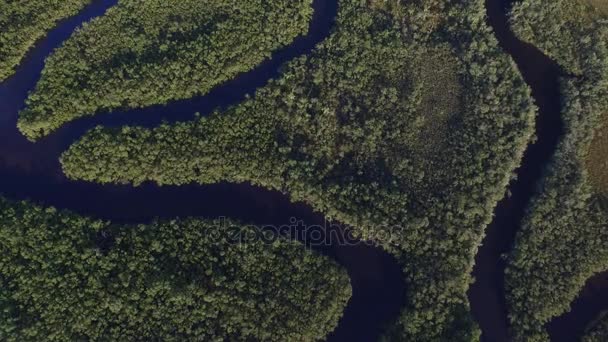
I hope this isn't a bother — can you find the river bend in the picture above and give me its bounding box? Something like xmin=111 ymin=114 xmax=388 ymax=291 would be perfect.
xmin=0 ymin=0 xmax=605 ymax=341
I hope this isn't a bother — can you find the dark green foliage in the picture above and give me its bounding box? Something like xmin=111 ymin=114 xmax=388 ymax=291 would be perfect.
xmin=510 ymin=0 xmax=606 ymax=74
xmin=505 ymin=1 xmax=608 ymax=340
xmin=583 ymin=311 xmax=608 ymax=342
xmin=61 ymin=0 xmax=537 ymax=339
xmin=0 ymin=198 xmax=351 ymax=341
xmin=18 ymin=0 xmax=312 ymax=140
xmin=586 ymin=113 xmax=608 ymax=195
xmin=0 ymin=0 xmax=91 ymax=81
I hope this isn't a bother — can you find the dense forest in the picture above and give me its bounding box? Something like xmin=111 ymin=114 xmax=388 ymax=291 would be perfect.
xmin=505 ymin=0 xmax=608 ymax=340
xmin=583 ymin=312 xmax=608 ymax=342
xmin=0 ymin=197 xmax=350 ymax=341
xmin=17 ymin=0 xmax=312 ymax=140
xmin=0 ymin=0 xmax=92 ymax=81
xmin=9 ymin=0 xmax=608 ymax=340
xmin=587 ymin=113 xmax=608 ymax=197
xmin=61 ymin=0 xmax=537 ymax=340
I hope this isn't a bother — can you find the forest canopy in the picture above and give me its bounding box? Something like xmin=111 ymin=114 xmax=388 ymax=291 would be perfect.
xmin=17 ymin=0 xmax=313 ymax=140
xmin=61 ymin=0 xmax=537 ymax=340
xmin=510 ymin=0 xmax=608 ymax=73
xmin=505 ymin=1 xmax=608 ymax=340
xmin=0 ymin=198 xmax=351 ymax=341
xmin=586 ymin=113 xmax=608 ymax=197
xmin=0 ymin=0 xmax=92 ymax=81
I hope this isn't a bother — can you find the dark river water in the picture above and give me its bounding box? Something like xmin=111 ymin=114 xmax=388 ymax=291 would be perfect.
xmin=0 ymin=1 xmax=405 ymax=341
xmin=469 ymin=0 xmax=563 ymax=341
xmin=0 ymin=0 xmax=605 ymax=341
xmin=470 ymin=0 xmax=608 ymax=341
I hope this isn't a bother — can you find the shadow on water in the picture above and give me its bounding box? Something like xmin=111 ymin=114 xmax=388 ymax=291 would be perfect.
xmin=0 ymin=0 xmax=405 ymax=341
xmin=469 ymin=0 xmax=564 ymax=341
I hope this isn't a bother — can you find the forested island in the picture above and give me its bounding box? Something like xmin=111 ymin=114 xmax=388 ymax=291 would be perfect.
xmin=0 ymin=0 xmax=607 ymax=341
xmin=17 ymin=0 xmax=313 ymax=140
xmin=0 ymin=198 xmax=350 ymax=340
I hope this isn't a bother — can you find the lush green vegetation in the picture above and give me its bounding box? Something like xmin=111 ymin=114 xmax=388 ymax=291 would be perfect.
xmin=18 ymin=0 xmax=313 ymax=140
xmin=583 ymin=311 xmax=608 ymax=342
xmin=61 ymin=0 xmax=537 ymax=339
xmin=505 ymin=1 xmax=608 ymax=340
xmin=510 ymin=0 xmax=607 ymax=73
xmin=586 ymin=113 xmax=608 ymax=196
xmin=0 ymin=0 xmax=92 ymax=82
xmin=0 ymin=197 xmax=350 ymax=341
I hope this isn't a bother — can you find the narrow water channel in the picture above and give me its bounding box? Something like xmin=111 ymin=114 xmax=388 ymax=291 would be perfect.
xmin=0 ymin=1 xmax=405 ymax=341
xmin=469 ymin=0 xmax=563 ymax=340
xmin=473 ymin=1 xmax=608 ymax=342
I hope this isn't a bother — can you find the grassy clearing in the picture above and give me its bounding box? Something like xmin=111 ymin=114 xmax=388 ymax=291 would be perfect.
xmin=17 ymin=0 xmax=313 ymax=140
xmin=586 ymin=0 xmax=608 ymax=15
xmin=0 ymin=0 xmax=92 ymax=82
xmin=409 ymin=47 xmax=461 ymax=159
xmin=61 ymin=0 xmax=537 ymax=340
xmin=381 ymin=45 xmax=462 ymax=194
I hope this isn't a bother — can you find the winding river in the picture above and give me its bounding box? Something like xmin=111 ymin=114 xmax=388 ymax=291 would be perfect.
xmin=0 ymin=1 xmax=405 ymax=341
xmin=471 ymin=0 xmax=608 ymax=341
xmin=0 ymin=0 xmax=606 ymax=341
xmin=469 ymin=0 xmax=563 ymax=341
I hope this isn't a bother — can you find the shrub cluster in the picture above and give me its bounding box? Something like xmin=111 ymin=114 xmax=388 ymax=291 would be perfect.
xmin=18 ymin=0 xmax=313 ymax=140
xmin=0 ymin=197 xmax=351 ymax=341
xmin=0 ymin=0 xmax=91 ymax=81
xmin=61 ymin=0 xmax=537 ymax=340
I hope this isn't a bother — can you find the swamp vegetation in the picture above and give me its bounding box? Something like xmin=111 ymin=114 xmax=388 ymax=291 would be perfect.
xmin=2 ymin=0 xmax=607 ymax=340
xmin=17 ymin=0 xmax=313 ymax=140
xmin=60 ymin=0 xmax=537 ymax=340
xmin=0 ymin=198 xmax=351 ymax=341
xmin=505 ymin=0 xmax=608 ymax=340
